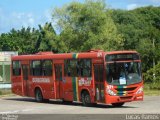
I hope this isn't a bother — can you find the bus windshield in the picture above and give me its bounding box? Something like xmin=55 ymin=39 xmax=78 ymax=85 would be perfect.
xmin=106 ymin=62 xmax=142 ymax=85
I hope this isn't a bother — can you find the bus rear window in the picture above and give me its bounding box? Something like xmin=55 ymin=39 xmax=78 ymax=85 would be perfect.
xmin=105 ymin=53 xmax=140 ymax=62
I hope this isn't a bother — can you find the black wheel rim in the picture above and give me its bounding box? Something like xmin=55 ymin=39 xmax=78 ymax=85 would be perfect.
xmin=82 ymin=94 xmax=85 ymax=104
xmin=82 ymin=92 xmax=90 ymax=105
xmin=85 ymin=94 xmax=90 ymax=104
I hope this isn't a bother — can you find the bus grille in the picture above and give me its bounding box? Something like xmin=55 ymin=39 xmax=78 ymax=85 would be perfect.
xmin=116 ymin=87 xmax=137 ymax=96
xmin=116 ymin=87 xmax=137 ymax=91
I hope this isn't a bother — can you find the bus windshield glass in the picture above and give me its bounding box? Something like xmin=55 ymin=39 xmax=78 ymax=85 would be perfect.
xmin=106 ymin=62 xmax=142 ymax=85
xmin=106 ymin=54 xmax=142 ymax=85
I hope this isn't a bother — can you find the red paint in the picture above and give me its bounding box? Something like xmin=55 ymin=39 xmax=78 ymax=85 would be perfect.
xmin=11 ymin=50 xmax=143 ymax=105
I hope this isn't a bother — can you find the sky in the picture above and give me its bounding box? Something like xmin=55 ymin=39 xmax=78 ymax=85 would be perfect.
xmin=0 ymin=0 xmax=160 ymax=33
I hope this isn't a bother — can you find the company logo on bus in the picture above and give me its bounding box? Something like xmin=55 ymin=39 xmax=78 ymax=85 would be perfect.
xmin=32 ymin=78 xmax=50 ymax=83
xmin=78 ymin=78 xmax=91 ymax=86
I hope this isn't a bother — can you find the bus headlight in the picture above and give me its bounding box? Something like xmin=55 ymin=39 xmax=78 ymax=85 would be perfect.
xmin=106 ymin=89 xmax=116 ymax=96
xmin=136 ymin=86 xmax=143 ymax=94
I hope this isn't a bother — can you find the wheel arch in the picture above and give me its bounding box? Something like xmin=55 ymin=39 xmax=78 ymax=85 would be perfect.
xmin=80 ymin=88 xmax=91 ymax=101
xmin=34 ymin=85 xmax=43 ymax=97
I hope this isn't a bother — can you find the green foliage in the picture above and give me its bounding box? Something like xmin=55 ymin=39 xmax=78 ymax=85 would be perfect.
xmin=144 ymin=62 xmax=160 ymax=83
xmin=0 ymin=27 xmax=39 ymax=54
xmin=143 ymin=62 xmax=160 ymax=90
xmin=38 ymin=23 xmax=58 ymax=52
xmin=144 ymin=86 xmax=160 ymax=96
xmin=0 ymin=22 xmax=64 ymax=54
xmin=0 ymin=2 xmax=160 ymax=91
xmin=53 ymin=0 xmax=124 ymax=52
xmin=112 ymin=6 xmax=160 ymax=72
xmin=144 ymin=83 xmax=160 ymax=91
xmin=0 ymin=89 xmax=12 ymax=96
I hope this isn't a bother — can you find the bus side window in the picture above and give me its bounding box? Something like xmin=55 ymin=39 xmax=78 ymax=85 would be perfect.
xmin=55 ymin=65 xmax=62 ymax=81
xmin=31 ymin=60 xmax=42 ymax=76
xmin=80 ymin=59 xmax=91 ymax=77
xmin=70 ymin=60 xmax=78 ymax=77
xmin=64 ymin=60 xmax=71 ymax=77
xmin=64 ymin=59 xmax=79 ymax=77
xmin=12 ymin=61 xmax=21 ymax=76
xmin=64 ymin=59 xmax=91 ymax=77
xmin=42 ymin=60 xmax=52 ymax=76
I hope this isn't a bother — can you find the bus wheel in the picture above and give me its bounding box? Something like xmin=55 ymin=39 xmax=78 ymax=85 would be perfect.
xmin=112 ymin=102 xmax=125 ymax=107
xmin=81 ymin=91 xmax=91 ymax=107
xmin=35 ymin=89 xmax=43 ymax=102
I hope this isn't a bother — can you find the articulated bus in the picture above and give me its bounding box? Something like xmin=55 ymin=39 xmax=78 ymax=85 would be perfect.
xmin=11 ymin=50 xmax=143 ymax=107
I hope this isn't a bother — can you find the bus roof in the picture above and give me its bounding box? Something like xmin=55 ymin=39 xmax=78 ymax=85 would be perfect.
xmin=11 ymin=50 xmax=138 ymax=61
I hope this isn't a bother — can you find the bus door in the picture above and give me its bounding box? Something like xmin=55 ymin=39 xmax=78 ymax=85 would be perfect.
xmin=22 ymin=64 xmax=29 ymax=96
xmin=54 ymin=64 xmax=63 ymax=99
xmin=94 ymin=64 xmax=105 ymax=102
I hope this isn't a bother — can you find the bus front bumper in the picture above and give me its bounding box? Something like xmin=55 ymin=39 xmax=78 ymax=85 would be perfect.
xmin=105 ymin=93 xmax=144 ymax=104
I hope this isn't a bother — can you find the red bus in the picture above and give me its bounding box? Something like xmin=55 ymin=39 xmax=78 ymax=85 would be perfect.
xmin=11 ymin=50 xmax=143 ymax=107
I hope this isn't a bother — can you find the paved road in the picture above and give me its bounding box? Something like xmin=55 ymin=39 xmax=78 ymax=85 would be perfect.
xmin=0 ymin=95 xmax=160 ymax=114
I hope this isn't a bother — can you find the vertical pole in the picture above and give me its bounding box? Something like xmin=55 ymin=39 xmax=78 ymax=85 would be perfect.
xmin=153 ymin=39 xmax=155 ymax=81
xmin=2 ymin=62 xmax=5 ymax=83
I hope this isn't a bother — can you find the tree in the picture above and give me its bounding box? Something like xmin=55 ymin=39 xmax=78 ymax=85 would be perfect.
xmin=111 ymin=6 xmax=160 ymax=72
xmin=37 ymin=22 xmax=67 ymax=53
xmin=0 ymin=23 xmax=63 ymax=54
xmin=52 ymin=0 xmax=124 ymax=52
xmin=0 ymin=27 xmax=40 ymax=54
xmin=144 ymin=62 xmax=160 ymax=83
xmin=38 ymin=23 xmax=56 ymax=52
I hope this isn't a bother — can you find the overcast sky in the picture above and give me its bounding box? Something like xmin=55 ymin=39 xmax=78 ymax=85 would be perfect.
xmin=0 ymin=0 xmax=160 ymax=33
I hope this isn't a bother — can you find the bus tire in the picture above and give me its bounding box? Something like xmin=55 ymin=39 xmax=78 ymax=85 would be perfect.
xmin=112 ymin=102 xmax=125 ymax=107
xmin=81 ymin=91 xmax=91 ymax=107
xmin=35 ymin=88 xmax=43 ymax=102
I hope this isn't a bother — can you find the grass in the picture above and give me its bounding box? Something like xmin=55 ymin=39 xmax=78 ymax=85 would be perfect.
xmin=144 ymin=83 xmax=160 ymax=96
xmin=0 ymin=89 xmax=12 ymax=96
xmin=144 ymin=89 xmax=160 ymax=96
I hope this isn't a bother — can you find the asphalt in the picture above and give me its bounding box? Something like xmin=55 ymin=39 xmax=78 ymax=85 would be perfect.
xmin=0 ymin=95 xmax=160 ymax=120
